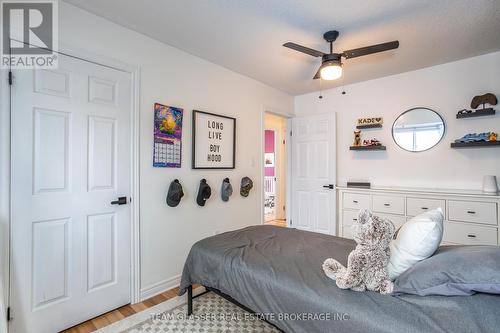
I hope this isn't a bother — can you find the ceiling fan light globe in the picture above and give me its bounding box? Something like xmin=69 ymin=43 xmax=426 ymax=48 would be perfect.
xmin=320 ymin=63 xmax=343 ymax=80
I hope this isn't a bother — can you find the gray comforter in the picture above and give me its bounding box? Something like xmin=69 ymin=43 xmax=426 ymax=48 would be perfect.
xmin=179 ymin=225 xmax=500 ymax=333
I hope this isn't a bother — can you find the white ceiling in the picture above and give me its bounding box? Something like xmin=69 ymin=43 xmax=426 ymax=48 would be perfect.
xmin=64 ymin=0 xmax=500 ymax=95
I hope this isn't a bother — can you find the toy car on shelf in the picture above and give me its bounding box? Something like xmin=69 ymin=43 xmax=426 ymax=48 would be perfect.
xmin=454 ymin=132 xmax=498 ymax=143
xmin=363 ymin=139 xmax=382 ymax=146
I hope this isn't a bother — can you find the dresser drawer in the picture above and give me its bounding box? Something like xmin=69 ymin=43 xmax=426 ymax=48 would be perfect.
xmin=372 ymin=195 xmax=404 ymax=215
xmin=448 ymin=200 xmax=497 ymax=226
xmin=377 ymin=214 xmax=406 ymax=230
xmin=342 ymin=211 xmax=406 ymax=239
xmin=443 ymin=221 xmax=498 ymax=246
xmin=341 ymin=210 xmax=359 ymax=239
xmin=407 ymin=197 xmax=445 ymax=216
xmin=343 ymin=193 xmax=370 ymax=210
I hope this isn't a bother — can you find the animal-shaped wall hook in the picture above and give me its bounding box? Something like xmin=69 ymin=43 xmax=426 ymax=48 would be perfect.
xmin=471 ymin=93 xmax=497 ymax=109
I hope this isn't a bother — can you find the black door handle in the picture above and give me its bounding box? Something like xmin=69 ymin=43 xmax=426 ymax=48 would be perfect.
xmin=323 ymin=184 xmax=334 ymax=189
xmin=111 ymin=197 xmax=127 ymax=205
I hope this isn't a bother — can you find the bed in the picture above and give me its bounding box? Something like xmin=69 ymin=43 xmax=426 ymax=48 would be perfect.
xmin=179 ymin=225 xmax=500 ymax=333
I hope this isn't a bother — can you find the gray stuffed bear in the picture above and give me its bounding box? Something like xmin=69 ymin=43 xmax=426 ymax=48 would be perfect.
xmin=323 ymin=209 xmax=395 ymax=294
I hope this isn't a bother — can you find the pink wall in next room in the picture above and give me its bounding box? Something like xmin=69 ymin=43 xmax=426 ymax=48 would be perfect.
xmin=265 ymin=130 xmax=275 ymax=177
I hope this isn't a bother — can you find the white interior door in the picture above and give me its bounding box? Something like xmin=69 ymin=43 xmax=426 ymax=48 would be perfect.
xmin=291 ymin=113 xmax=336 ymax=235
xmin=10 ymin=53 xmax=132 ymax=333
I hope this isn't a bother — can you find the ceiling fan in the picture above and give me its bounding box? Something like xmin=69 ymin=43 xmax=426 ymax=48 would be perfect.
xmin=283 ymin=30 xmax=399 ymax=81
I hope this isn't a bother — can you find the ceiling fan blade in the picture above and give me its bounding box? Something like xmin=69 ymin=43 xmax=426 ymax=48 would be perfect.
xmin=283 ymin=42 xmax=325 ymax=57
xmin=342 ymin=41 xmax=399 ymax=59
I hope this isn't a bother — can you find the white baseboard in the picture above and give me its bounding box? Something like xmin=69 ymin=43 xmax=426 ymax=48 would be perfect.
xmin=139 ymin=274 xmax=181 ymax=301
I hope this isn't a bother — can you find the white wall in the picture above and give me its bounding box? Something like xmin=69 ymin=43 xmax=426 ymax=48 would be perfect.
xmin=0 ymin=2 xmax=293 ymax=304
xmin=295 ymin=52 xmax=500 ymax=190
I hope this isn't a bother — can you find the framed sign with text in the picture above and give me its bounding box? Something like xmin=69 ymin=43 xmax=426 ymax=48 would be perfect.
xmin=192 ymin=110 xmax=236 ymax=169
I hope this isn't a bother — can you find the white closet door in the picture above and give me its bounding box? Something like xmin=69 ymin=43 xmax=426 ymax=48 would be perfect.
xmin=291 ymin=113 xmax=336 ymax=235
xmin=10 ymin=53 xmax=132 ymax=333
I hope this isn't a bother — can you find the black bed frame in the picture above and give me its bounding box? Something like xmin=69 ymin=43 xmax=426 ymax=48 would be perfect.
xmin=186 ymin=285 xmax=285 ymax=332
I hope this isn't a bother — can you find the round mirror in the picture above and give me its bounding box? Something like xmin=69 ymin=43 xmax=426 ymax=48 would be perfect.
xmin=392 ymin=108 xmax=445 ymax=152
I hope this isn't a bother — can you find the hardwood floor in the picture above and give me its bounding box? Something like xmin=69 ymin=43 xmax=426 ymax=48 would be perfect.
xmin=61 ymin=286 xmax=189 ymax=333
xmin=265 ymin=219 xmax=287 ymax=227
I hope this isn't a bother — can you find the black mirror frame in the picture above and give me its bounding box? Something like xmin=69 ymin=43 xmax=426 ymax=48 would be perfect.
xmin=391 ymin=107 xmax=446 ymax=153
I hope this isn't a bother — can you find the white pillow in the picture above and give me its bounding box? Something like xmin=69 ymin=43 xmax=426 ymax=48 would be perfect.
xmin=388 ymin=208 xmax=444 ymax=280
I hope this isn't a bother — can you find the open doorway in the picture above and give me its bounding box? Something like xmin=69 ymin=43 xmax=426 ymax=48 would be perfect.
xmin=263 ymin=113 xmax=287 ymax=227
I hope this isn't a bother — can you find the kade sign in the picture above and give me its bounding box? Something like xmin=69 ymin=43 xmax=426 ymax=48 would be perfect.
xmin=357 ymin=117 xmax=383 ymax=126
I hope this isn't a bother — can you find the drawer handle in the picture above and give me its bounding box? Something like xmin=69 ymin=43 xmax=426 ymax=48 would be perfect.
xmin=467 ymin=234 xmax=476 ymax=238
xmin=353 ymin=218 xmax=358 ymax=221
xmin=421 ymin=207 xmax=428 ymax=210
xmin=353 ymin=200 xmax=358 ymax=204
xmin=384 ymin=203 xmax=391 ymax=207
xmin=467 ymin=211 xmax=476 ymax=214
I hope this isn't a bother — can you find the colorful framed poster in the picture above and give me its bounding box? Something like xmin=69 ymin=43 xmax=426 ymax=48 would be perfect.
xmin=192 ymin=110 xmax=236 ymax=169
xmin=153 ymin=103 xmax=183 ymax=167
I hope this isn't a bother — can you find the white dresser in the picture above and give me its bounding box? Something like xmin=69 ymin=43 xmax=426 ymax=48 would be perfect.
xmin=337 ymin=186 xmax=500 ymax=246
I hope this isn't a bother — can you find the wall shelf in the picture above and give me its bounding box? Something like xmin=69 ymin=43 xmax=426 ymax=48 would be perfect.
xmin=356 ymin=124 xmax=383 ymax=129
xmin=350 ymin=145 xmax=386 ymax=151
xmin=450 ymin=141 xmax=500 ymax=148
xmin=456 ymin=108 xmax=496 ymax=119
